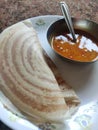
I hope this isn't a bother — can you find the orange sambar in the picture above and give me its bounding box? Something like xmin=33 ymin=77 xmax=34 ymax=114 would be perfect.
xmin=52 ymin=33 xmax=98 ymax=62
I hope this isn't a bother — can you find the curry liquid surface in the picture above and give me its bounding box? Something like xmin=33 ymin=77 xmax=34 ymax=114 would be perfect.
xmin=52 ymin=31 xmax=98 ymax=62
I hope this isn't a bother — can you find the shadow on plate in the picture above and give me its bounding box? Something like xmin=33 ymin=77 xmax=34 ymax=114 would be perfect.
xmin=51 ymin=53 xmax=96 ymax=91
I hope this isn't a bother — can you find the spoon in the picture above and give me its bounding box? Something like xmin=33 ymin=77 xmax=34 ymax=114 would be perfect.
xmin=60 ymin=2 xmax=76 ymax=42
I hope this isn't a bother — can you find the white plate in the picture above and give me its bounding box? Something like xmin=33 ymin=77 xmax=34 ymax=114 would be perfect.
xmin=0 ymin=15 xmax=98 ymax=130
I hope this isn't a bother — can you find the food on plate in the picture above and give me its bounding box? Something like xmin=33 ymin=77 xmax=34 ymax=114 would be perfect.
xmin=0 ymin=21 xmax=80 ymax=123
xmin=52 ymin=30 xmax=98 ymax=62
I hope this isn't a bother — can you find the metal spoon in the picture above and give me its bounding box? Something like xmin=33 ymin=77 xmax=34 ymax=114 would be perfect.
xmin=60 ymin=2 xmax=76 ymax=42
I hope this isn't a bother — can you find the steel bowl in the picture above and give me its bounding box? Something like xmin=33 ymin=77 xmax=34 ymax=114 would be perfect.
xmin=47 ymin=18 xmax=98 ymax=63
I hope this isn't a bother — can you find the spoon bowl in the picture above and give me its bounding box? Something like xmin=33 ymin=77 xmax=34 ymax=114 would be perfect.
xmin=47 ymin=18 xmax=98 ymax=63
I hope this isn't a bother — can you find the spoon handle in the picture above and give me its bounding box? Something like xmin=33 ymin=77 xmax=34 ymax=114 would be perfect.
xmin=60 ymin=2 xmax=76 ymax=42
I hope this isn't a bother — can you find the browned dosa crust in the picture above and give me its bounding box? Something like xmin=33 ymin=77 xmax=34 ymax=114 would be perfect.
xmin=0 ymin=21 xmax=80 ymax=123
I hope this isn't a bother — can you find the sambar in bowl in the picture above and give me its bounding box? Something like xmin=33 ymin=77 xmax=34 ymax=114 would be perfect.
xmin=47 ymin=18 xmax=98 ymax=63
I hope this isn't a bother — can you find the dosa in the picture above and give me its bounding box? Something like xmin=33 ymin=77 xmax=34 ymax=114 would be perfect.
xmin=0 ymin=20 xmax=80 ymax=123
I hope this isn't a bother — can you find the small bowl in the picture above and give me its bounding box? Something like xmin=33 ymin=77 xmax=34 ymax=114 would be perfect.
xmin=47 ymin=18 xmax=98 ymax=63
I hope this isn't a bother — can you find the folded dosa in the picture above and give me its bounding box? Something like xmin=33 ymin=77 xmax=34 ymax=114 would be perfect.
xmin=0 ymin=21 xmax=80 ymax=123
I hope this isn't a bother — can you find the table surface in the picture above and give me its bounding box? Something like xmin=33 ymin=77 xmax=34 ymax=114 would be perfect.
xmin=0 ymin=0 xmax=98 ymax=129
